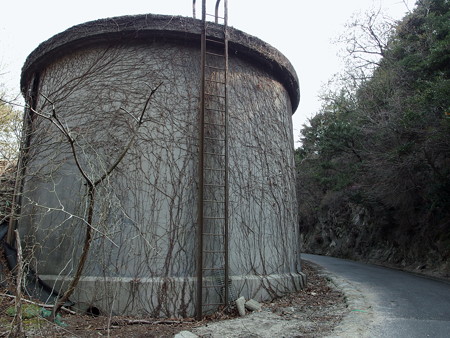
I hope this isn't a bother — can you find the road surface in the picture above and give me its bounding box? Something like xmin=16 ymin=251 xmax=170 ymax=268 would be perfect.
xmin=302 ymin=254 xmax=450 ymax=337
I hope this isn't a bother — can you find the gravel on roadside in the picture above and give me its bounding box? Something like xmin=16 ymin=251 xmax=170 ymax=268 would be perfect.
xmin=1 ymin=260 xmax=358 ymax=337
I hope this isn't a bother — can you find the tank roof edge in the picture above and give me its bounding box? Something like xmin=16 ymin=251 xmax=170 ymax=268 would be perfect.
xmin=21 ymin=14 xmax=300 ymax=112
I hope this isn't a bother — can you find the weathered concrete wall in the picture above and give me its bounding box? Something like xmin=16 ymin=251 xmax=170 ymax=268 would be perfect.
xmin=18 ymin=14 xmax=301 ymax=317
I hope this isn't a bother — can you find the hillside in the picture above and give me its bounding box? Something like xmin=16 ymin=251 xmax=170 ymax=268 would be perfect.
xmin=296 ymin=0 xmax=450 ymax=278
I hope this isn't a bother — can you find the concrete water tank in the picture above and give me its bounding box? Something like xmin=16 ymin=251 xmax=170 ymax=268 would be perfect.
xmin=18 ymin=14 xmax=302 ymax=317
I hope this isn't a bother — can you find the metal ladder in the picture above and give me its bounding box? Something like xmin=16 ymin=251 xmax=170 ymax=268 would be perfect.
xmin=195 ymin=0 xmax=230 ymax=319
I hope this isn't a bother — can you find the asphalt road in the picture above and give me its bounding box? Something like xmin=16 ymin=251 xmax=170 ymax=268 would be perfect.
xmin=302 ymin=254 xmax=450 ymax=338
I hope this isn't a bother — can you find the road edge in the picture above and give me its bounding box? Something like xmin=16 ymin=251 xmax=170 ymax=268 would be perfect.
xmin=303 ymin=259 xmax=376 ymax=337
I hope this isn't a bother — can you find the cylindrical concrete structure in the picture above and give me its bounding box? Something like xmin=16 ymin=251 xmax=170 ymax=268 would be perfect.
xmin=18 ymin=14 xmax=302 ymax=317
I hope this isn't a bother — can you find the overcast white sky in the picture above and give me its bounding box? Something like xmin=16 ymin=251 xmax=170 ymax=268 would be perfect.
xmin=0 ymin=0 xmax=415 ymax=145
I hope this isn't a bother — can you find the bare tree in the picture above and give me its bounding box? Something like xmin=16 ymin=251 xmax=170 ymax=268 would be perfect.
xmin=24 ymin=83 xmax=161 ymax=318
xmin=336 ymin=8 xmax=397 ymax=82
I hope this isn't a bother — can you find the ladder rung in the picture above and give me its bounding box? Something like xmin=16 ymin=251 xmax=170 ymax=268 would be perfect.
xmin=202 ymin=267 xmax=225 ymax=271
xmin=204 ymin=137 xmax=225 ymax=142
xmin=205 ymin=93 xmax=226 ymax=98
xmin=206 ymin=65 xmax=226 ymax=71
xmin=203 ymin=200 xmax=225 ymax=203
xmin=204 ymin=183 xmax=225 ymax=187
xmin=203 ymin=216 xmax=225 ymax=219
xmin=206 ymin=51 xmax=224 ymax=57
xmin=206 ymin=108 xmax=226 ymax=113
xmin=206 ymin=13 xmax=225 ymax=19
xmin=204 ymin=151 xmax=225 ymax=156
xmin=204 ymin=250 xmax=226 ymax=253
xmin=203 ymin=233 xmax=224 ymax=236
xmin=204 ymin=122 xmax=225 ymax=127
xmin=205 ymin=37 xmax=225 ymax=44
xmin=206 ymin=79 xmax=226 ymax=84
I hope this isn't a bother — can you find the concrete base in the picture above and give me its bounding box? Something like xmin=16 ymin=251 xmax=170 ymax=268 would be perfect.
xmin=39 ymin=272 xmax=306 ymax=318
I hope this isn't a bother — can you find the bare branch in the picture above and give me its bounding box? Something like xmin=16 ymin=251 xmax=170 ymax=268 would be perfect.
xmin=30 ymin=98 xmax=94 ymax=188
xmin=94 ymin=82 xmax=162 ymax=186
xmin=0 ymin=293 xmax=76 ymax=315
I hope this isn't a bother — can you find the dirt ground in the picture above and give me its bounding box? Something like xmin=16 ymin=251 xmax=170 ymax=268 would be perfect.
xmin=0 ymin=261 xmax=348 ymax=337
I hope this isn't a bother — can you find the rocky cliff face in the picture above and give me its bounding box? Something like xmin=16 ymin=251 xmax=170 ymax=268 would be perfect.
xmin=300 ymin=192 xmax=450 ymax=280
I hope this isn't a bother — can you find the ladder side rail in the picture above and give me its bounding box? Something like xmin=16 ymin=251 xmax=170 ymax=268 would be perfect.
xmin=196 ymin=0 xmax=207 ymax=320
xmin=215 ymin=0 xmax=221 ymax=23
xmin=223 ymin=10 xmax=229 ymax=306
xmin=224 ymin=0 xmax=228 ymax=26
